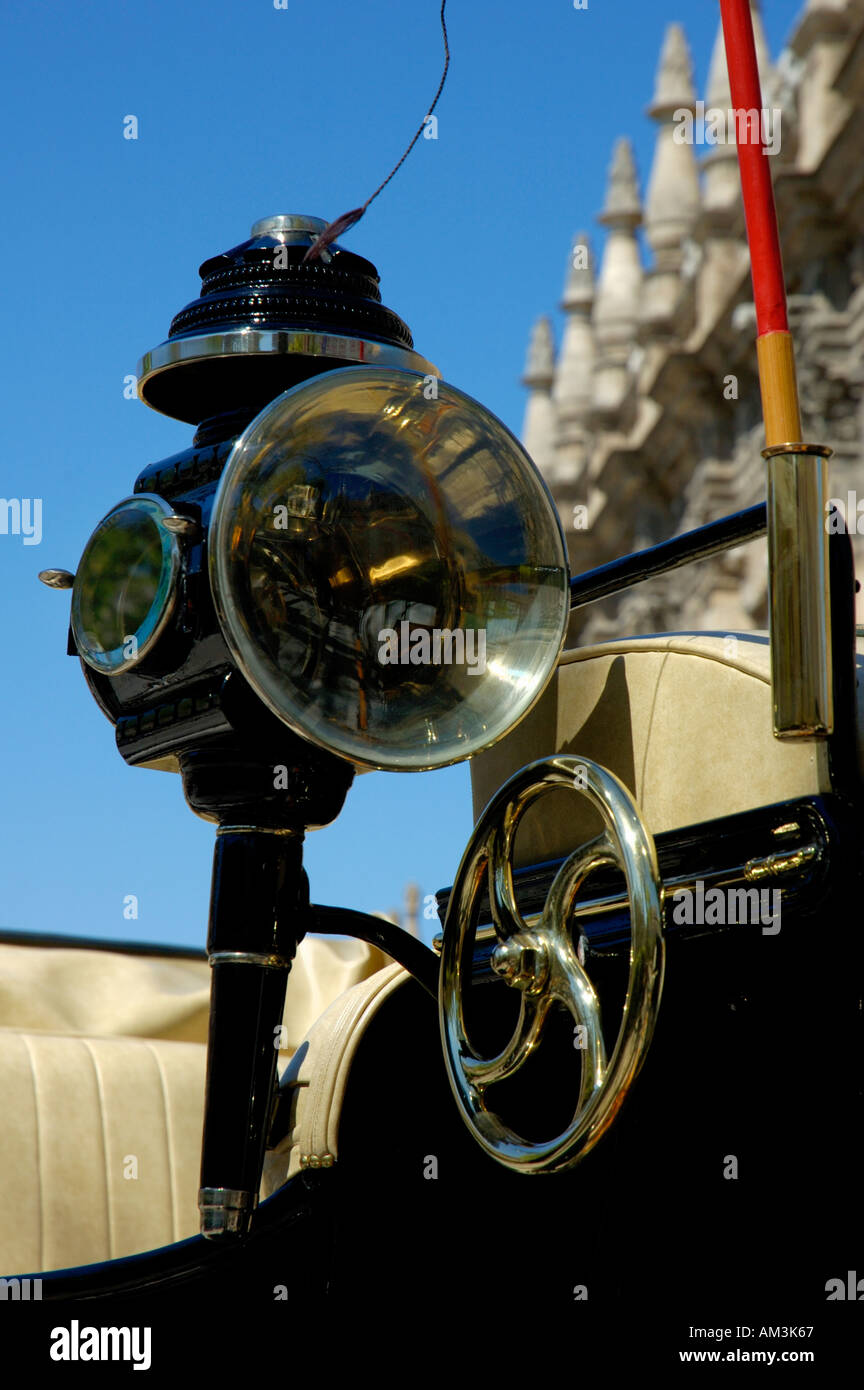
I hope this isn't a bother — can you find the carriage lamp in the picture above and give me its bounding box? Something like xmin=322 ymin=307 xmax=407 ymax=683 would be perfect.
xmin=40 ymin=214 xmax=570 ymax=1238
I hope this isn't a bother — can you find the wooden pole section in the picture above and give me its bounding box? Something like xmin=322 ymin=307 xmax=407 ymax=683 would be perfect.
xmin=719 ymin=0 xmax=802 ymax=447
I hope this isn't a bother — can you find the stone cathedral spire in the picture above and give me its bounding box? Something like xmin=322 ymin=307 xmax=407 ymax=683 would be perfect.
xmin=552 ymin=233 xmax=595 ymax=481
xmin=794 ymin=0 xmax=851 ymax=172
xmin=642 ymin=23 xmax=700 ymax=335
xmin=518 ymin=0 xmax=864 ymax=639
xmin=593 ymin=138 xmax=643 ymax=423
xmin=749 ymin=0 xmax=773 ymax=80
xmin=521 ymin=315 xmax=557 ymax=474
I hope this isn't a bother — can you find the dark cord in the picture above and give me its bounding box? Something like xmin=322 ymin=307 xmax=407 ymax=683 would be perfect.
xmin=302 ymin=0 xmax=450 ymax=263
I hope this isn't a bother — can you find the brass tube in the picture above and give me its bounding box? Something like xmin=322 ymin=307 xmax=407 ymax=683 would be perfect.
xmin=764 ymin=445 xmax=833 ymax=738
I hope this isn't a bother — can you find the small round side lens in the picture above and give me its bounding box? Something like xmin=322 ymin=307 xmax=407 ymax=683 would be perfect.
xmin=72 ymin=496 xmax=179 ymax=674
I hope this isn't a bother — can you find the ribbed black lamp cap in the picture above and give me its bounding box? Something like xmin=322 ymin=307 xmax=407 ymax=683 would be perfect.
xmin=136 ymin=215 xmax=435 ymax=426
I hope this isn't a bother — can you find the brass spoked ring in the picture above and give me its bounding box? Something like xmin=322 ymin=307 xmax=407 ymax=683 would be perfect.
xmin=438 ymin=755 xmax=665 ymax=1173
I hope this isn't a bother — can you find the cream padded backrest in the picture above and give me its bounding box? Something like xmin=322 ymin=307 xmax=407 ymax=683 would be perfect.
xmin=0 ymin=1030 xmax=205 ymax=1273
xmin=0 ymin=934 xmax=390 ymax=1274
xmin=470 ymin=632 xmax=860 ymax=867
xmin=0 ymin=935 xmax=390 ymax=1052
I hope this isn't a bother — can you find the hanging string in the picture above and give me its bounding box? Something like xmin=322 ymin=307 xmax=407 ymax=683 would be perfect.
xmin=302 ymin=0 xmax=450 ymax=263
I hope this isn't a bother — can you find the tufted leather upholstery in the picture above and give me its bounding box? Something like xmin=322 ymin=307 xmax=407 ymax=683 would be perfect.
xmin=0 ymin=934 xmax=389 ymax=1274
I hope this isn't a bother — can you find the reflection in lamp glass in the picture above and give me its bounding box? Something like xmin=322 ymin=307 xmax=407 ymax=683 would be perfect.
xmin=209 ymin=366 xmax=570 ymax=771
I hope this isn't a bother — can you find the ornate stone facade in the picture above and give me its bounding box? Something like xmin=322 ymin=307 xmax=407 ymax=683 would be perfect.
xmin=523 ymin=0 xmax=864 ymax=641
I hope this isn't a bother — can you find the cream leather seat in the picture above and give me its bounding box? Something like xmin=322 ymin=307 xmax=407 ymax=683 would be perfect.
xmin=470 ymin=632 xmax=864 ymax=866
xmin=0 ymin=934 xmax=389 ymax=1275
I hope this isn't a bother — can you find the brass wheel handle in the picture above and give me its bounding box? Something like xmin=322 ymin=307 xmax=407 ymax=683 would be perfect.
xmin=438 ymin=756 xmax=665 ymax=1173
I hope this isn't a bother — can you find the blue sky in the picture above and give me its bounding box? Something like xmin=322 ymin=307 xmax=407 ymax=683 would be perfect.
xmin=0 ymin=0 xmax=802 ymax=948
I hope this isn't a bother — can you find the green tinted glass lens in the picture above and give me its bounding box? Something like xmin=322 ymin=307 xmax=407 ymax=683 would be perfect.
xmin=72 ymin=497 xmax=177 ymax=674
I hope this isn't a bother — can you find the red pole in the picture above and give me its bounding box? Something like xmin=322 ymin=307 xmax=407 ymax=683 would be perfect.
xmin=719 ymin=0 xmax=801 ymax=444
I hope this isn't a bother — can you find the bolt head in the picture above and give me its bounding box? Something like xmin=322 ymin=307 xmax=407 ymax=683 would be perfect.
xmin=38 ymin=568 xmax=75 ymax=590
xmin=491 ymin=937 xmax=548 ymax=992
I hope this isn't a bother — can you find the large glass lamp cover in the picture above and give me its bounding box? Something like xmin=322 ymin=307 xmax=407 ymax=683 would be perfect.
xmin=209 ymin=366 xmax=570 ymax=770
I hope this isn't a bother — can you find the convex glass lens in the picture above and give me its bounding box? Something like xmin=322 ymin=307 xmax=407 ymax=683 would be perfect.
xmin=72 ymin=496 xmax=178 ymax=674
xmin=209 ymin=366 xmax=570 ymax=770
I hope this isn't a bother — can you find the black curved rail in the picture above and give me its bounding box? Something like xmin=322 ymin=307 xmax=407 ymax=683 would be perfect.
xmin=569 ymin=503 xmax=767 ymax=609
xmin=309 ymin=904 xmax=440 ymax=999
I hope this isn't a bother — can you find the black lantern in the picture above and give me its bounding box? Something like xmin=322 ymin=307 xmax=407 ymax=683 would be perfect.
xmin=41 ymin=215 xmax=570 ymax=1237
